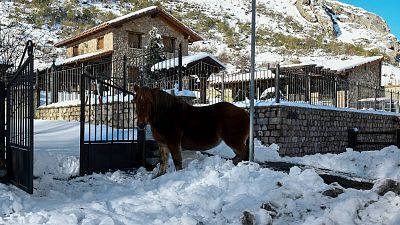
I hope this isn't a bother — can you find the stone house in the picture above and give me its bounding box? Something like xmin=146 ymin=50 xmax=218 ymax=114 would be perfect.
xmin=53 ymin=6 xmax=202 ymax=83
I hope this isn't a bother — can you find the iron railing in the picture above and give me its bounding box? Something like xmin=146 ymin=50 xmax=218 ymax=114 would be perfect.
xmin=37 ymin=52 xmax=399 ymax=113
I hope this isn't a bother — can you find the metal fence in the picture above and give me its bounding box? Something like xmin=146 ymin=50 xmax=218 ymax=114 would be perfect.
xmin=37 ymin=53 xmax=400 ymax=113
xmin=36 ymin=50 xmax=178 ymax=106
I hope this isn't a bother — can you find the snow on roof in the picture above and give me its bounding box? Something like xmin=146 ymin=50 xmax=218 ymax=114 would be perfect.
xmin=151 ymin=53 xmax=226 ymax=71
xmin=108 ymin=6 xmax=158 ymax=24
xmin=36 ymin=50 xmax=113 ymax=71
xmin=55 ymin=6 xmax=202 ymax=47
xmin=209 ymin=70 xmax=274 ymax=84
xmin=302 ymin=56 xmax=383 ymax=72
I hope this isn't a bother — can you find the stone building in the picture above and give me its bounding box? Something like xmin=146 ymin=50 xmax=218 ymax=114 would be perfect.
xmin=52 ymin=6 xmax=203 ymax=83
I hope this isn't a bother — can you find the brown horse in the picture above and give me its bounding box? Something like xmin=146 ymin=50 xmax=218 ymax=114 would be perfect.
xmin=133 ymin=85 xmax=250 ymax=177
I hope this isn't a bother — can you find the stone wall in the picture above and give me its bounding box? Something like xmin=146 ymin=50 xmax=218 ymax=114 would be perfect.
xmin=37 ymin=102 xmax=400 ymax=157
xmin=253 ymin=105 xmax=400 ymax=156
xmin=36 ymin=106 xmax=81 ymax=121
xmin=347 ymin=60 xmax=383 ymax=105
xmin=111 ymin=15 xmax=190 ymax=85
xmin=36 ymin=103 xmax=135 ymax=128
xmin=35 ymin=97 xmax=193 ymax=127
xmin=65 ymin=31 xmax=114 ymax=57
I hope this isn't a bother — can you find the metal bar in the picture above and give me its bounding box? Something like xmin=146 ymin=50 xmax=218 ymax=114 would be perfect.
xmin=390 ymin=91 xmax=393 ymax=112
xmin=249 ymin=0 xmax=256 ymax=162
xmin=356 ymin=82 xmax=360 ymax=110
xmin=6 ymin=81 xmax=10 ymax=178
xmin=221 ymin=71 xmax=225 ymax=102
xmin=374 ymin=86 xmax=377 ymax=110
xmin=45 ymin=69 xmax=49 ymax=105
xmin=178 ymin=43 xmax=183 ymax=91
xmin=79 ymin=64 xmax=86 ymax=176
xmin=36 ymin=69 xmax=40 ymax=107
xmin=28 ymin=45 xmax=34 ymax=194
xmin=398 ymin=91 xmax=400 ymax=113
xmin=275 ymin=64 xmax=280 ymax=103
xmin=123 ymin=55 xmax=127 ymax=92
xmin=0 ymin=81 xmax=5 ymax=165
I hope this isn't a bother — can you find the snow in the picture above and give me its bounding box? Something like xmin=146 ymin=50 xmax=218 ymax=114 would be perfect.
xmin=163 ymin=87 xmax=197 ymax=98
xmin=39 ymin=92 xmax=134 ymax=108
xmin=0 ymin=120 xmax=400 ymax=224
xmin=151 ymin=53 xmax=226 ymax=72
xmin=301 ymin=56 xmax=383 ymax=72
xmin=382 ymin=64 xmax=400 ymax=86
xmin=209 ymin=70 xmax=274 ymax=84
xmin=36 ymin=50 xmax=112 ymax=71
xmin=235 ymin=100 xmax=400 ymax=116
xmin=108 ymin=6 xmax=158 ymax=24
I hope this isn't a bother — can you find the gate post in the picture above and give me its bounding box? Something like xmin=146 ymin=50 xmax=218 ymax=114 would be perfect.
xmin=0 ymin=81 xmax=5 ymax=177
xmin=137 ymin=127 xmax=146 ymax=167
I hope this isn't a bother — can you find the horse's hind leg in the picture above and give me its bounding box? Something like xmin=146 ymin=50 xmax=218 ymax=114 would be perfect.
xmin=224 ymin=139 xmax=249 ymax=165
xmin=168 ymin=143 xmax=183 ymax=171
xmin=155 ymin=144 xmax=169 ymax=177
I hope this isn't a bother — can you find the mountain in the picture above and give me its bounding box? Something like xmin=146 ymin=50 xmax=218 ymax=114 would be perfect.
xmin=1 ymin=0 xmax=399 ymax=75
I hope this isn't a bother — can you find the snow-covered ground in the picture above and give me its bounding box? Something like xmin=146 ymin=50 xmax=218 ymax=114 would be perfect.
xmin=1 ymin=120 xmax=400 ymax=224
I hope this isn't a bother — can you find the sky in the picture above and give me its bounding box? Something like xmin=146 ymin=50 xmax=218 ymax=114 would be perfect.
xmin=338 ymin=0 xmax=400 ymax=40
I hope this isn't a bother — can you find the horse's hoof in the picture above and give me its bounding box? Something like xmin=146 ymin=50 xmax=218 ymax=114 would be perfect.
xmin=232 ymin=156 xmax=241 ymax=165
xmin=152 ymin=171 xmax=166 ymax=179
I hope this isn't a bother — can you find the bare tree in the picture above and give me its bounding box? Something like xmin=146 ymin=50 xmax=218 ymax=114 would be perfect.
xmin=0 ymin=20 xmax=36 ymax=77
xmin=235 ymin=51 xmax=251 ymax=73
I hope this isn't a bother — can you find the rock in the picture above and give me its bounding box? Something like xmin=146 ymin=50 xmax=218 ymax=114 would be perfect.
xmin=372 ymin=179 xmax=400 ymax=196
xmin=322 ymin=187 xmax=344 ymax=198
xmin=302 ymin=0 xmax=311 ymax=6
xmin=260 ymin=202 xmax=278 ymax=218
xmin=240 ymin=211 xmax=255 ymax=225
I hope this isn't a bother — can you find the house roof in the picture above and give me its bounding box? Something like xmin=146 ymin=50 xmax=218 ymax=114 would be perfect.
xmin=300 ymin=56 xmax=384 ymax=73
xmin=36 ymin=50 xmax=113 ymax=71
xmin=151 ymin=53 xmax=226 ymax=72
xmin=54 ymin=6 xmax=202 ymax=47
xmin=209 ymin=70 xmax=274 ymax=85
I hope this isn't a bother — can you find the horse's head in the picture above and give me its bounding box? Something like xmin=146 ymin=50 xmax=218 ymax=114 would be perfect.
xmin=133 ymin=85 xmax=153 ymax=129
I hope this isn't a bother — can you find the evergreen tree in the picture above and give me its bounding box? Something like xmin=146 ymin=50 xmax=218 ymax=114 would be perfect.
xmin=142 ymin=27 xmax=164 ymax=84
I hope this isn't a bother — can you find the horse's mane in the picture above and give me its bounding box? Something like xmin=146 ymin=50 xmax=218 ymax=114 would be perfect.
xmin=151 ymin=89 xmax=188 ymax=124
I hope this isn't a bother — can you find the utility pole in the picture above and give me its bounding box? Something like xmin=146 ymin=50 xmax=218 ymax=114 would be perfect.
xmin=249 ymin=0 xmax=256 ymax=162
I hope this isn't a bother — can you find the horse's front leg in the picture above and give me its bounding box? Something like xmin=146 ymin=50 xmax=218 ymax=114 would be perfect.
xmin=154 ymin=144 xmax=170 ymax=178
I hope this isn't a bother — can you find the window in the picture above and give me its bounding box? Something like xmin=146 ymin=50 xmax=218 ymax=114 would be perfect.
xmin=162 ymin=36 xmax=176 ymax=53
xmin=128 ymin=32 xmax=142 ymax=49
xmin=97 ymin=36 xmax=104 ymax=50
xmin=73 ymin=46 xmax=79 ymax=56
xmin=128 ymin=66 xmax=139 ymax=82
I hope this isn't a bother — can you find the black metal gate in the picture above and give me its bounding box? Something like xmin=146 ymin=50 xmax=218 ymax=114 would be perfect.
xmin=4 ymin=41 xmax=35 ymax=194
xmin=79 ymin=62 xmax=145 ymax=175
